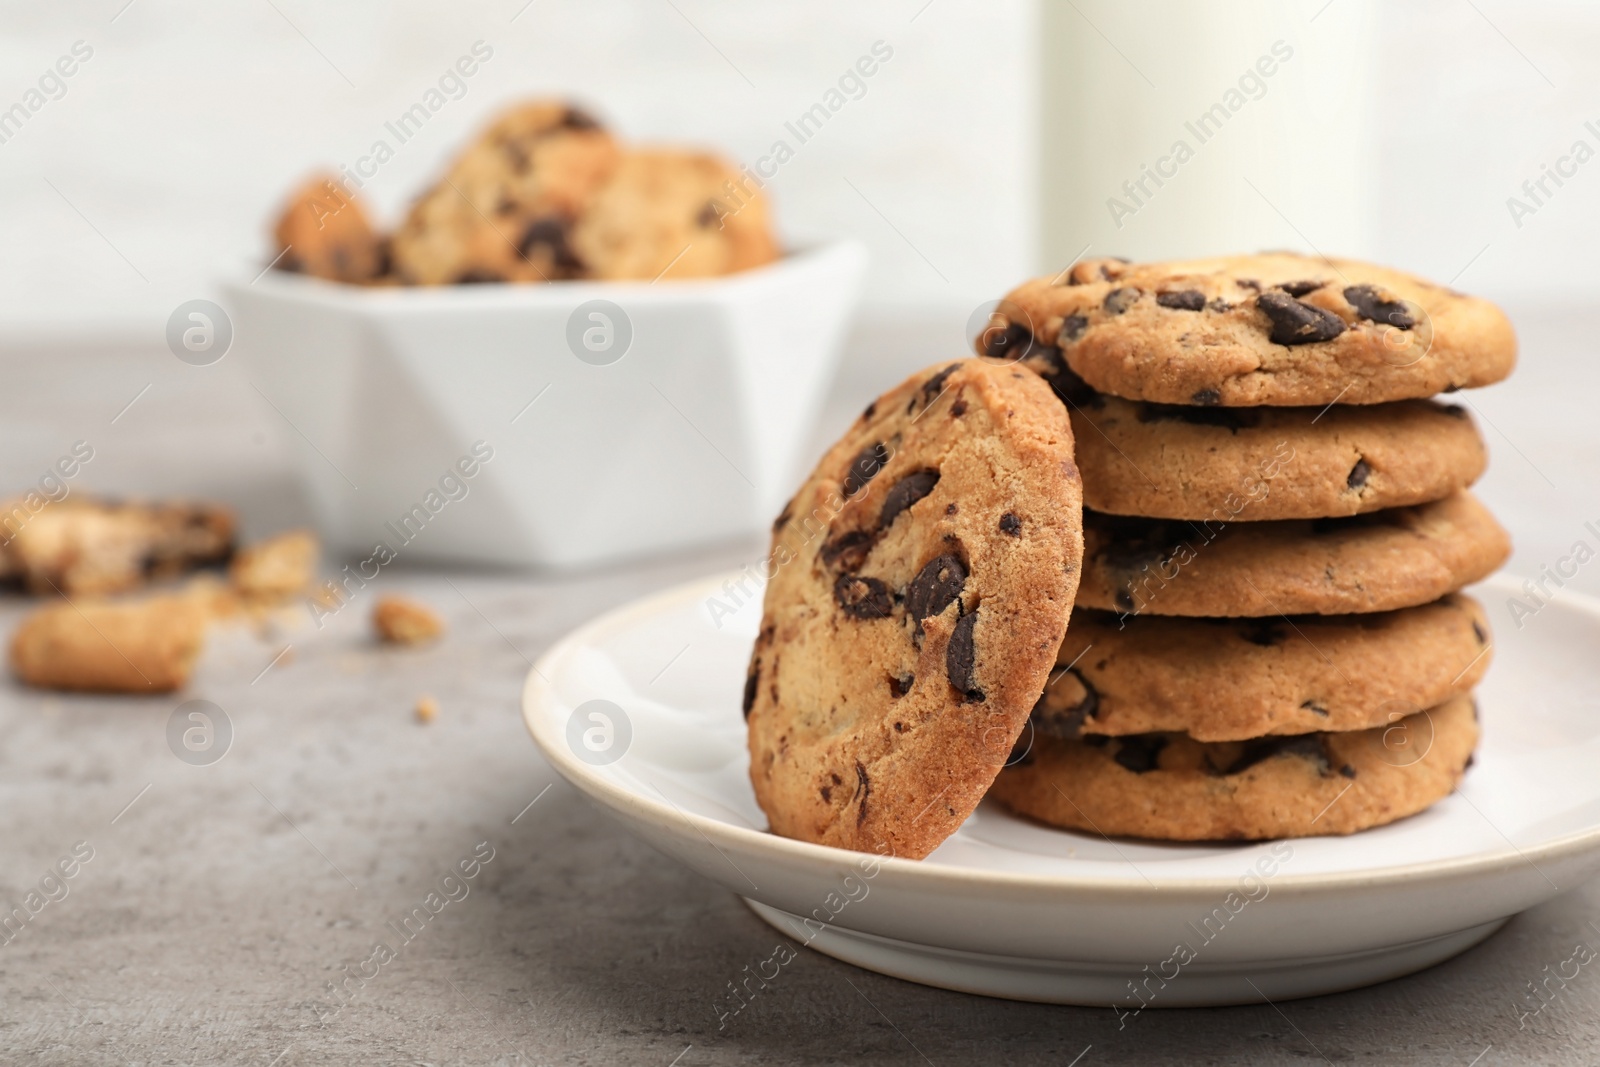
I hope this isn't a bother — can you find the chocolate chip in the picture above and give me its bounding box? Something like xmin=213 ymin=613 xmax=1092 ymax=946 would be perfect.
xmin=999 ymin=513 xmax=1022 ymax=537
xmin=561 ymin=107 xmax=601 ymax=130
xmin=946 ymin=609 xmax=982 ymax=700
xmin=1236 ymin=278 xmax=1261 ymax=291
xmin=772 ymin=502 xmax=793 ymax=534
xmin=907 ymin=554 xmax=967 ymax=624
xmin=1300 ymin=699 xmax=1330 ymax=717
xmin=862 ymin=400 xmax=877 ymax=420
xmin=1242 ymin=620 xmax=1286 ymax=647
xmin=1212 ymin=734 xmax=1331 ymax=776
xmin=1207 ymin=298 xmax=1233 ymax=313
xmin=1033 ymin=350 xmax=1101 ymax=410
xmin=843 ymin=442 xmax=889 ymax=496
xmin=695 ymin=201 xmax=725 ymax=229
xmin=1256 ymin=291 xmax=1346 ymax=345
xmin=1058 ymin=314 xmax=1089 ymax=342
xmin=455 ymin=270 xmax=505 ymax=284
xmin=1032 ymin=667 xmax=1098 ymax=739
xmin=888 ymin=673 xmax=914 ymax=698
xmin=949 ymin=399 xmax=967 ymax=417
xmin=853 ymin=760 xmax=871 ymax=824
xmin=921 ymin=364 xmax=960 ymax=405
xmin=820 ymin=784 xmax=832 ymax=802
xmin=1103 ymin=287 xmax=1141 ymax=314
xmin=1472 ymin=620 xmax=1487 ymax=645
xmin=1280 ymin=279 xmax=1326 ymax=297
xmin=743 ymin=660 xmax=760 ymax=718
xmin=1113 ymin=735 xmax=1167 ymax=773
xmin=1339 ymin=764 xmax=1358 ymax=779
xmin=1343 ymin=284 xmax=1415 ymax=329
xmin=834 ymin=574 xmax=893 ymax=618
xmin=1190 ymin=388 xmax=1221 ymax=405
xmin=945 ymin=503 xmax=958 ymax=516
xmin=820 ymin=529 xmax=875 ymax=572
xmin=518 ymin=216 xmax=582 ymax=272
xmin=982 ymin=321 xmax=1037 ymax=361
xmin=879 ymin=470 xmax=940 ymax=529
xmin=1347 ymin=459 xmax=1371 ymax=489
xmin=1156 ymin=289 xmax=1206 ymax=311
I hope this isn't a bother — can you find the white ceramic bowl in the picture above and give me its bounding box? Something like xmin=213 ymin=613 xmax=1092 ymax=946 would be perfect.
xmin=225 ymin=242 xmax=866 ymax=569
xmin=522 ymin=571 xmax=1600 ymax=1006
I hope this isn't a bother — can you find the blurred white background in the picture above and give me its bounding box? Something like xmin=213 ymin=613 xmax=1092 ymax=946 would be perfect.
xmin=1 ymin=0 xmax=1597 ymax=596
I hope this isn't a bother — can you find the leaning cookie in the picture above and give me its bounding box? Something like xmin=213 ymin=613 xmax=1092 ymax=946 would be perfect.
xmin=1078 ymin=492 xmax=1510 ymax=617
xmin=10 ymin=595 xmax=208 ymax=693
xmin=747 ymin=359 xmax=1084 ymax=859
xmin=1034 ymin=594 xmax=1489 ymax=742
xmin=572 ymin=150 xmax=779 ymax=281
xmin=985 ymin=252 xmax=1516 ymax=406
xmin=390 ymin=101 xmax=620 ymax=284
xmin=271 ymin=173 xmax=387 ymax=284
xmin=991 ymin=694 xmax=1478 ymax=840
xmin=1066 ymin=384 xmax=1485 ymax=521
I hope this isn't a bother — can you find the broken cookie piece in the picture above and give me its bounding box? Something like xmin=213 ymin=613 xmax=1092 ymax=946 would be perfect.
xmin=9 ymin=594 xmax=208 ymax=693
xmin=373 ymin=596 xmax=444 ymax=645
xmin=0 ymin=498 xmax=235 ymax=597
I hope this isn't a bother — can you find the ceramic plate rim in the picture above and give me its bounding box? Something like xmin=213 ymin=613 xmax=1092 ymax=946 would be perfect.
xmin=523 ymin=570 xmax=1600 ymax=896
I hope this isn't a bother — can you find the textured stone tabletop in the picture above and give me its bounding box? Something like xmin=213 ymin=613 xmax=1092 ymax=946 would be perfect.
xmin=3 ymin=304 xmax=1600 ymax=1064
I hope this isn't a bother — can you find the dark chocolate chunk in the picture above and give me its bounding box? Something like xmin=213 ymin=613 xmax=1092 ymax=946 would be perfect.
xmin=1347 ymin=458 xmax=1371 ymax=490
xmin=1343 ymin=284 xmax=1415 ymax=329
xmin=921 ymin=364 xmax=960 ymax=405
xmin=560 ymin=107 xmax=601 ymax=130
xmin=945 ymin=503 xmax=958 ymax=516
xmin=862 ymin=399 xmax=877 ymax=420
xmin=949 ymin=399 xmax=967 ymax=417
xmin=1256 ymin=291 xmax=1347 ymax=345
xmin=1103 ymin=287 xmax=1141 ymax=315
xmin=1300 ymin=699 xmax=1330 ymax=717
xmin=1241 ymin=619 xmax=1287 ymax=647
xmin=834 ymin=574 xmax=893 ymax=618
xmin=998 ymin=512 xmax=1022 ymax=537
xmin=1058 ymin=313 xmax=1089 ymax=342
xmin=1440 ymin=403 xmax=1468 ymax=418
xmin=455 ymin=270 xmax=505 ymax=284
xmin=1156 ymin=289 xmax=1206 ymax=311
xmin=945 ymin=609 xmax=982 ymax=700
xmin=1190 ymin=388 xmax=1221 ymax=406
xmin=1280 ymin=279 xmax=1326 ymax=297
xmin=820 ymin=783 xmax=832 ymax=802
xmin=1339 ymin=764 xmax=1358 ymax=779
xmin=743 ymin=660 xmax=760 ymax=718
xmin=696 ymin=200 xmax=725 ymax=229
xmin=853 ymin=760 xmax=871 ymax=824
xmin=820 ymin=529 xmax=875 ymax=572
xmin=518 ymin=216 xmax=583 ymax=272
xmin=1035 ymin=350 xmax=1101 ymax=409
xmin=1113 ymin=735 xmax=1167 ymax=773
xmin=772 ymin=501 xmax=793 ymax=534
xmin=888 ymin=673 xmax=914 ymax=698
xmin=1031 ymin=667 xmax=1098 ymax=739
xmin=982 ymin=321 xmax=1037 ymax=361
xmin=879 ymin=470 xmax=940 ymax=529
xmin=1471 ymin=620 xmax=1487 ymax=645
xmin=843 ymin=442 xmax=890 ymax=496
xmin=1210 ymin=733 xmax=1331 ymax=776
xmin=907 ymin=554 xmax=968 ymax=624
xmin=1236 ymin=278 xmax=1261 ymax=291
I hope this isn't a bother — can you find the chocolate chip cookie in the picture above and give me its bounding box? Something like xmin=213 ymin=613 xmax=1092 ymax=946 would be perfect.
xmin=272 ymin=173 xmax=387 ymax=284
xmin=747 ymin=360 xmax=1084 ymax=859
xmin=572 ymin=150 xmax=779 ymax=281
xmin=390 ymin=101 xmax=620 ymax=284
xmin=992 ymin=694 xmax=1478 ymax=840
xmin=1 ymin=498 xmax=236 ymax=597
xmin=1079 ymin=491 xmax=1509 ymax=617
xmin=9 ymin=593 xmax=209 ymax=693
xmin=1066 ymin=383 xmax=1486 ymax=520
xmin=1033 ymin=593 xmax=1489 ymax=742
xmin=985 ymin=252 xmax=1516 ymax=406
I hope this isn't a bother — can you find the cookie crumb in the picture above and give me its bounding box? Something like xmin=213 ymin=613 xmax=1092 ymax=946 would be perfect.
xmin=230 ymin=530 xmax=319 ymax=605
xmin=415 ymin=695 xmax=439 ymax=723
xmin=373 ymin=596 xmax=444 ymax=645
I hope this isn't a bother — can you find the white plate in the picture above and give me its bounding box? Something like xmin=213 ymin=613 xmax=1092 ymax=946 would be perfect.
xmin=522 ymin=572 xmax=1600 ymax=1006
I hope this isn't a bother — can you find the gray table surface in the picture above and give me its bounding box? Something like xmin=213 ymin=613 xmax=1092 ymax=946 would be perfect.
xmin=4 ymin=303 xmax=1600 ymax=1064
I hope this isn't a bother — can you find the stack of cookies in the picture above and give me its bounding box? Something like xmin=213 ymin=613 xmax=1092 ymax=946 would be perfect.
xmin=982 ymin=253 xmax=1514 ymax=841
xmin=270 ymin=100 xmax=778 ymax=287
xmin=745 ymin=252 xmax=1515 ymax=857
